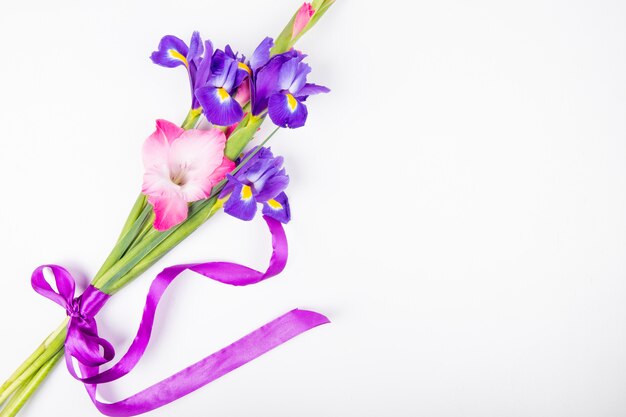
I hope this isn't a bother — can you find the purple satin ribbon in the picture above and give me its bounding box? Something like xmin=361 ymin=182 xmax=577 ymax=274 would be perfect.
xmin=32 ymin=216 xmax=329 ymax=416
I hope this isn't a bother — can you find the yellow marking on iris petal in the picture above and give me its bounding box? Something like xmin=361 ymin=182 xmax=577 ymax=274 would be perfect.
xmin=216 ymin=87 xmax=230 ymax=102
xmin=168 ymin=49 xmax=188 ymax=68
xmin=241 ymin=185 xmax=253 ymax=200
xmin=286 ymin=93 xmax=298 ymax=112
xmin=238 ymin=62 xmax=252 ymax=75
xmin=209 ymin=196 xmax=229 ymax=216
xmin=267 ymin=199 xmax=283 ymax=210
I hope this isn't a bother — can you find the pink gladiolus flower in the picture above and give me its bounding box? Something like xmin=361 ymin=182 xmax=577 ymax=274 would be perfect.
xmin=292 ymin=3 xmax=315 ymax=39
xmin=142 ymin=119 xmax=235 ymax=231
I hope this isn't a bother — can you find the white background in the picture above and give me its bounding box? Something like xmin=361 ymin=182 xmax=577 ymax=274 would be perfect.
xmin=1 ymin=0 xmax=626 ymax=416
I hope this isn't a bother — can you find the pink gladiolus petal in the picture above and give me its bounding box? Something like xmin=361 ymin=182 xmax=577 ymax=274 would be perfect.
xmin=142 ymin=167 xmax=175 ymax=198
xmin=211 ymin=156 xmax=236 ymax=184
xmin=156 ymin=119 xmax=185 ymax=144
xmin=168 ymin=129 xmax=226 ymax=196
xmin=142 ymin=125 xmax=170 ymax=172
xmin=149 ymin=192 xmax=189 ymax=231
xmin=292 ymin=3 xmax=315 ymax=39
xmin=179 ymin=156 xmax=235 ymax=202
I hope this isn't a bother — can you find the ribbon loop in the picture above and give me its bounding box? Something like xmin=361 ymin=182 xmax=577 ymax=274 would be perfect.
xmin=31 ymin=265 xmax=76 ymax=310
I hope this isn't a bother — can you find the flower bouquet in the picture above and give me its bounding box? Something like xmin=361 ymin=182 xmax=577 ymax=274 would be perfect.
xmin=0 ymin=2 xmax=334 ymax=416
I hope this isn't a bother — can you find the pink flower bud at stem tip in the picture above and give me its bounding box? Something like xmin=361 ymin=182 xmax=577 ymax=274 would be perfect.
xmin=292 ymin=3 xmax=315 ymax=40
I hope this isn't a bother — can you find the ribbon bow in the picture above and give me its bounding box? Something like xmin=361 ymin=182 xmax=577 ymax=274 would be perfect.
xmin=30 ymin=216 xmax=329 ymax=417
xmin=31 ymin=266 xmax=114 ymax=368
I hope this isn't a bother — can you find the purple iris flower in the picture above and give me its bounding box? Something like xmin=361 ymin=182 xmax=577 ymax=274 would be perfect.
xmin=219 ymin=147 xmax=291 ymax=224
xmin=247 ymin=37 xmax=329 ymax=129
xmin=151 ymin=33 xmax=250 ymax=126
xmin=194 ymin=46 xmax=251 ymax=126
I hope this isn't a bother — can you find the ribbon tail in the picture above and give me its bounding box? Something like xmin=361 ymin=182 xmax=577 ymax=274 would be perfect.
xmin=83 ymin=309 xmax=329 ymax=417
xmin=75 ymin=216 xmax=288 ymax=385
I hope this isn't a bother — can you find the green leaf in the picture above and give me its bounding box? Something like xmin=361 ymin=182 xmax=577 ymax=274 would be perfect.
xmin=224 ymin=114 xmax=265 ymax=161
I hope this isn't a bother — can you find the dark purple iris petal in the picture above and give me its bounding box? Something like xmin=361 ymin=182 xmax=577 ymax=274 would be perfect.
xmin=209 ymin=50 xmax=247 ymax=90
xmin=188 ymin=32 xmax=204 ymax=63
xmin=191 ymin=40 xmax=214 ymax=109
xmin=255 ymin=172 xmax=290 ymax=202
xmin=223 ymin=44 xmax=249 ymax=87
xmin=268 ymin=92 xmax=308 ymax=128
xmin=222 ymin=60 xmax=241 ymax=92
xmin=277 ymin=59 xmax=299 ymax=90
xmin=250 ymin=37 xmax=273 ymax=71
xmin=262 ymin=192 xmax=291 ymax=224
xmin=219 ymin=174 xmax=237 ymax=199
xmin=290 ymin=62 xmax=312 ymax=93
xmin=240 ymin=152 xmax=283 ymax=187
xmin=277 ymin=58 xmax=309 ymax=91
xmin=150 ymin=35 xmax=189 ymax=68
xmin=297 ymin=83 xmax=331 ymax=97
xmin=223 ymin=181 xmax=257 ymax=221
xmin=195 ymin=86 xmax=244 ymax=126
xmin=209 ymin=50 xmax=230 ymax=87
xmin=224 ymin=44 xmax=236 ymax=59
xmin=236 ymin=147 xmax=282 ymax=176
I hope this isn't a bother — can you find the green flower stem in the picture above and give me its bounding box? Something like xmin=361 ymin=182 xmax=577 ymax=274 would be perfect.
xmin=0 ymin=350 xmax=64 ymax=417
xmin=0 ymin=343 xmax=47 ymax=397
xmin=102 ymin=196 xmax=218 ymax=294
xmin=92 ymin=194 xmax=148 ymax=282
xmin=128 ymin=211 xmax=156 ymax=251
xmin=93 ymin=224 xmax=178 ymax=291
xmin=116 ymin=194 xmax=148 ymax=245
xmin=181 ymin=108 xmax=203 ymax=130
xmin=91 ymin=205 xmax=177 ymax=290
xmin=0 ymin=320 xmax=67 ymax=405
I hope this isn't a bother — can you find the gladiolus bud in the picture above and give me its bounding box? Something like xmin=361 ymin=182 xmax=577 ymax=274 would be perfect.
xmin=234 ymin=80 xmax=251 ymax=106
xmin=292 ymin=3 xmax=315 ymax=39
xmin=271 ymin=0 xmax=335 ymax=56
